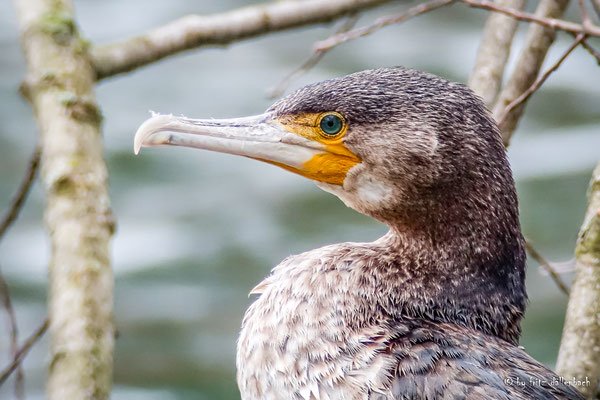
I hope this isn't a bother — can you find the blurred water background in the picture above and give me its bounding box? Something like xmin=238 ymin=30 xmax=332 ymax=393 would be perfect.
xmin=1 ymin=0 xmax=599 ymax=399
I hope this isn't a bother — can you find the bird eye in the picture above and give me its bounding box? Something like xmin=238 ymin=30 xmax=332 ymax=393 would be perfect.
xmin=318 ymin=113 xmax=345 ymax=137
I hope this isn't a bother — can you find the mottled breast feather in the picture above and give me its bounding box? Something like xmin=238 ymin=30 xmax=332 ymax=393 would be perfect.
xmin=236 ymin=242 xmax=584 ymax=400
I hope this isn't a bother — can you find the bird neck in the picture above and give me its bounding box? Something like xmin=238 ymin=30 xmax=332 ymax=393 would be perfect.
xmin=373 ymin=186 xmax=527 ymax=345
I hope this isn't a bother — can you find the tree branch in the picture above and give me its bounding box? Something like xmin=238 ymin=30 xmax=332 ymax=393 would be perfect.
xmin=0 ymin=147 xmax=40 ymax=240
xmin=0 ymin=269 xmax=24 ymax=399
xmin=524 ymin=240 xmax=570 ymax=296
xmin=268 ymin=14 xmax=359 ymax=99
xmin=0 ymin=318 xmax=49 ymax=387
xmin=462 ymin=0 xmax=600 ymax=37
xmin=592 ymin=0 xmax=600 ymax=18
xmin=0 ymin=147 xmax=40 ymax=400
xmin=13 ymin=0 xmax=116 ymax=399
xmin=577 ymin=0 xmax=592 ymax=26
xmin=314 ymin=0 xmax=456 ymax=51
xmin=496 ymin=33 xmax=585 ymax=129
xmin=490 ymin=0 xmax=572 ymax=146
xmin=91 ymin=0 xmax=398 ymax=80
xmin=580 ymin=38 xmax=600 ymax=64
xmin=468 ymin=0 xmax=526 ymax=107
xmin=557 ymin=162 xmax=600 ymax=399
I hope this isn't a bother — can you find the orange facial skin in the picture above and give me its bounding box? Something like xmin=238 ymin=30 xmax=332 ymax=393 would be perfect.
xmin=269 ymin=112 xmax=361 ymax=185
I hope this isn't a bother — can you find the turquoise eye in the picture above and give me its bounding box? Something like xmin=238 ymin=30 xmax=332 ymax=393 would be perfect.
xmin=319 ymin=114 xmax=344 ymax=136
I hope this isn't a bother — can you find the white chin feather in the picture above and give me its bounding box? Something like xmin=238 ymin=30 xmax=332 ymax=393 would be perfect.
xmin=316 ymin=166 xmax=393 ymax=214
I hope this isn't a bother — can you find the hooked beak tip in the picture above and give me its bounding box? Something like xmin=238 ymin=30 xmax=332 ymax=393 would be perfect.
xmin=133 ymin=128 xmax=144 ymax=155
xmin=133 ymin=113 xmax=174 ymax=155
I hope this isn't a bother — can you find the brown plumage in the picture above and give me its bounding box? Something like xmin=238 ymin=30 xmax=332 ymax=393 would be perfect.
xmin=135 ymin=67 xmax=584 ymax=399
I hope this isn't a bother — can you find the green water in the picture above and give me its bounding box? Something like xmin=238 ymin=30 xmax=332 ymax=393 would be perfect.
xmin=1 ymin=1 xmax=598 ymax=399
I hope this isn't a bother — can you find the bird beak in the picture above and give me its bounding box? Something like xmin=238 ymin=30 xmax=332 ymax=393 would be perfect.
xmin=134 ymin=112 xmax=360 ymax=185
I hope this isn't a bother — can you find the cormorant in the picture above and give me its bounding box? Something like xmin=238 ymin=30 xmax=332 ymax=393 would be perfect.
xmin=134 ymin=68 xmax=584 ymax=399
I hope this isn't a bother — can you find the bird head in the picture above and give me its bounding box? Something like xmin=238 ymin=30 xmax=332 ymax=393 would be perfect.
xmin=135 ymin=67 xmax=515 ymax=233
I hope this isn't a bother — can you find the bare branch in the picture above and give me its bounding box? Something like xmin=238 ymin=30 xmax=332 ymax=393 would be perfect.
xmin=491 ymin=0 xmax=571 ymax=146
xmin=557 ymin=162 xmax=600 ymax=398
xmin=0 ymin=269 xmax=24 ymax=399
xmin=314 ymin=0 xmax=456 ymax=51
xmin=524 ymin=240 xmax=570 ymax=296
xmin=496 ymin=34 xmax=585 ymax=129
xmin=592 ymin=0 xmax=600 ymax=18
xmin=578 ymin=0 xmax=592 ymax=26
xmin=468 ymin=0 xmax=526 ymax=107
xmin=538 ymin=259 xmax=576 ymax=275
xmin=0 ymin=147 xmax=40 ymax=397
xmin=581 ymin=38 xmax=600 ymax=64
xmin=0 ymin=318 xmax=49 ymax=387
xmin=462 ymin=0 xmax=600 ymax=37
xmin=268 ymin=14 xmax=359 ymax=99
xmin=268 ymin=50 xmax=328 ymax=100
xmin=92 ymin=0 xmax=398 ymax=80
xmin=0 ymin=147 xmax=40 ymax=240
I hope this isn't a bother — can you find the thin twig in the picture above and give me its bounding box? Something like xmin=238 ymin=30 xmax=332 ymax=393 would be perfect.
xmin=538 ymin=258 xmax=576 ymax=275
xmin=0 ymin=318 xmax=49 ymax=387
xmin=581 ymin=38 xmax=600 ymax=64
xmin=0 ymin=147 xmax=40 ymax=240
xmin=497 ymin=34 xmax=586 ymax=129
xmin=315 ymin=0 xmax=456 ymax=51
xmin=0 ymin=269 xmax=24 ymax=399
xmin=0 ymin=147 xmax=40 ymax=398
xmin=461 ymin=0 xmax=600 ymax=37
xmin=268 ymin=14 xmax=359 ymax=99
xmin=592 ymin=0 xmax=600 ymax=18
xmin=525 ymin=239 xmax=570 ymax=295
xmin=578 ymin=0 xmax=592 ymax=26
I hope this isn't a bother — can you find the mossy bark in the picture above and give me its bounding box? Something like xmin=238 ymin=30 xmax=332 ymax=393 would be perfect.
xmin=13 ymin=1 xmax=115 ymax=399
xmin=557 ymin=163 xmax=600 ymax=399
